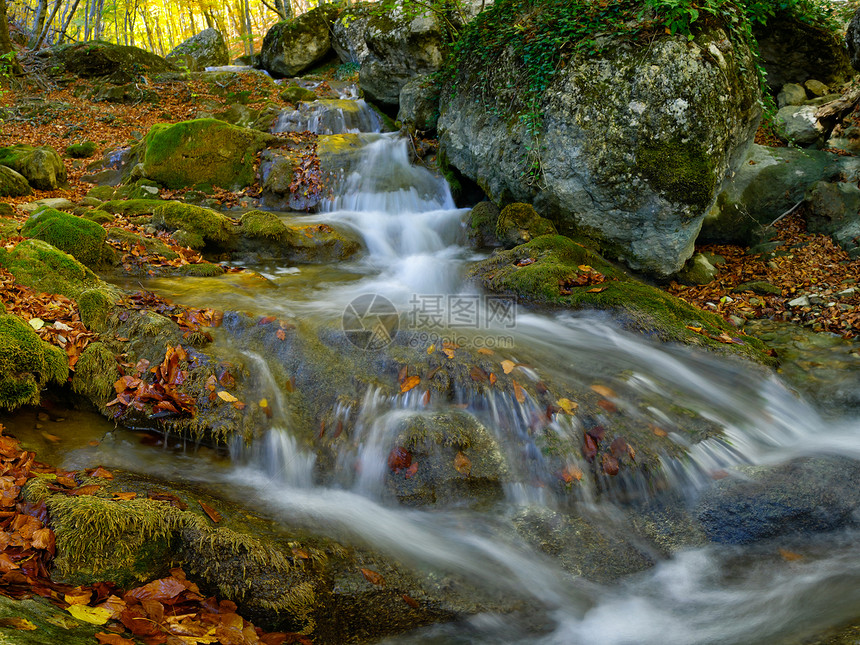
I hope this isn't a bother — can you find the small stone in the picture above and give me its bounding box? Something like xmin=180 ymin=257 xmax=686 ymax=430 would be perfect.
xmin=804 ymin=79 xmax=829 ymax=97
xmin=728 ymin=315 xmax=745 ymax=328
xmin=808 ymin=295 xmax=824 ymax=305
xmin=733 ymin=280 xmax=782 ymax=296
xmin=37 ymin=412 xmax=49 ymax=422
xmin=676 ymin=253 xmax=718 ymax=286
xmin=777 ymin=83 xmax=807 ymax=107
xmin=788 ymin=295 xmax=810 ymax=307
xmin=837 ymin=287 xmax=856 ymax=298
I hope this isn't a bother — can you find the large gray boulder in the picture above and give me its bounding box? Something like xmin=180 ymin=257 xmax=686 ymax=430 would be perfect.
xmin=774 ymin=104 xmax=824 ymax=145
xmin=259 ymin=5 xmax=338 ymax=77
xmin=332 ymin=5 xmax=446 ymax=106
xmin=397 ymin=73 xmax=440 ymax=131
xmin=41 ymin=41 xmax=175 ymax=83
xmin=700 ymin=144 xmax=860 ymax=245
xmin=753 ymin=11 xmax=852 ymax=93
xmin=804 ymin=180 xmax=860 ymax=258
xmin=166 ymin=28 xmax=229 ymax=71
xmin=439 ymin=28 xmax=760 ymax=277
xmin=0 ymin=144 xmax=67 ymax=190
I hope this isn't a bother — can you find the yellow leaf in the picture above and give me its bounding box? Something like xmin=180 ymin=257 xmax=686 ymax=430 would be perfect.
xmin=66 ymin=605 xmax=112 ymax=625
xmin=557 ymin=398 xmax=578 ymax=414
xmin=501 ymin=360 xmax=515 ymax=374
xmin=512 ymin=379 xmax=526 ymax=404
xmin=442 ymin=348 xmax=455 ymax=359
xmin=477 ymin=348 xmax=494 ymax=356
xmin=28 ymin=318 xmax=44 ymax=330
xmin=427 ymin=344 xmax=435 ymax=354
xmin=453 ymin=451 xmax=472 ymax=475
xmin=400 ymin=375 xmax=420 ymax=393
xmin=217 ymin=391 xmax=238 ymax=403
xmin=259 ymin=398 xmax=268 ymax=408
xmin=0 ymin=618 xmax=37 ymax=631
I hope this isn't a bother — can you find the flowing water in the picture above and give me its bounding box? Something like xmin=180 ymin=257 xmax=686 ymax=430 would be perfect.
xmin=27 ymin=87 xmax=860 ymax=642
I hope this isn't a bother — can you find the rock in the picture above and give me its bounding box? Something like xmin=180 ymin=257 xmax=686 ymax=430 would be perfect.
xmin=440 ymin=26 xmax=760 ymax=277
xmin=825 ymin=125 xmax=860 ymax=156
xmin=279 ymin=83 xmax=317 ymax=103
xmin=258 ymin=6 xmax=338 ymax=77
xmin=804 ymin=79 xmax=829 ymax=97
xmin=804 ymin=181 xmax=860 ymax=259
xmin=0 ymin=239 xmax=115 ymax=300
xmin=0 ymin=144 xmax=67 ymax=190
xmin=773 ymin=105 xmax=824 ymax=145
xmin=396 ymin=74 xmax=439 ymax=132
xmin=467 ymin=235 xmax=773 ymax=363
xmin=20 ymin=197 xmax=75 ymax=213
xmin=150 ymin=202 xmax=236 ymax=250
xmin=41 ymin=41 xmax=175 ymax=83
xmin=330 ymin=5 xmax=372 ymax=64
xmin=166 ymin=28 xmax=229 ymax=71
xmin=676 ymin=252 xmax=718 ymax=285
xmin=495 ymin=202 xmax=557 ymax=247
xmin=237 ymin=210 xmax=361 ymax=262
xmin=700 ymin=144 xmax=860 ymax=245
xmin=132 ymin=119 xmax=275 ymax=190
xmin=0 ymin=164 xmax=32 ymax=197
xmin=384 ymin=411 xmax=507 ymax=508
xmin=788 ymin=295 xmax=810 ymax=307
xmin=732 ymin=280 xmax=782 ymax=296
xmin=0 ymin=313 xmax=68 ymax=411
xmin=20 ymin=207 xmax=114 ymax=268
xmin=776 ymin=82 xmax=807 ymax=108
xmin=272 ymin=99 xmax=383 ymax=135
xmin=466 ymin=201 xmax=501 ymax=248
xmin=753 ymin=11 xmax=852 ymax=93
xmin=65 ymin=141 xmax=97 ymax=158
xmin=697 ymin=457 xmax=860 ymax=544
xmin=0 ymin=203 xmax=13 ymax=217
xmin=847 ymin=6 xmax=860 ymax=71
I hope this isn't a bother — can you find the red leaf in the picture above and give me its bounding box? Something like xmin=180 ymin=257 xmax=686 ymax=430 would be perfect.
xmin=387 ymin=447 xmax=412 ymax=472
xmin=198 ymin=500 xmax=221 ymax=523
xmin=360 ymin=568 xmax=386 ymax=587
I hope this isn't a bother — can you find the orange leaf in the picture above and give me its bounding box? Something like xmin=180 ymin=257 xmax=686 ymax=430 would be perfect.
xmin=113 ymin=492 xmax=137 ymax=501
xmin=512 ymin=379 xmax=526 ymax=404
xmin=361 ymin=568 xmax=386 ymax=587
xmin=590 ymin=384 xmax=616 ymax=398
xmin=453 ymin=451 xmax=472 ymax=476
xmin=778 ymin=548 xmax=804 ymax=562
xmin=477 ymin=348 xmax=494 ymax=356
xmin=96 ymin=632 xmax=134 ymax=645
xmin=198 ymin=500 xmax=221 ymax=523
xmin=71 ymin=485 xmax=102 ymax=496
xmin=402 ymin=594 xmax=419 ymax=608
xmin=501 ymin=360 xmax=515 ymax=374
xmin=126 ymin=577 xmax=186 ymax=602
xmin=276 ymin=328 xmax=286 ymax=341
xmin=87 ymin=466 xmax=113 ymax=479
xmin=400 ymin=375 xmax=420 ymax=393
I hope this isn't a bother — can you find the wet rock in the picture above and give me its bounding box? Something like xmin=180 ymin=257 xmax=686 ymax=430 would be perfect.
xmin=0 ymin=313 xmax=68 ymax=411
xmin=466 ymin=201 xmax=501 ymax=249
xmin=0 ymin=144 xmax=67 ymax=190
xmin=384 ymin=411 xmax=506 ymax=508
xmin=167 ymin=28 xmax=229 ymax=72
xmin=777 ymin=83 xmax=807 ymax=108
xmin=774 ymin=105 xmax=824 ymax=145
xmin=259 ymin=6 xmax=338 ymax=77
xmin=753 ymin=11 xmax=852 ymax=93
xmin=237 ymin=210 xmax=361 ymax=263
xmin=279 ymin=83 xmax=317 ymax=103
xmin=697 ymin=457 xmax=860 ymax=544
xmin=0 ymin=164 xmax=32 ymax=197
xmin=804 ymin=79 xmax=829 ymax=97
xmin=495 ymin=203 xmax=557 ymax=248
xmin=700 ymin=144 xmax=860 ymax=245
xmin=20 ymin=197 xmax=76 ymax=213
xmin=847 ymin=5 xmax=860 ymax=72
xmin=804 ymin=180 xmax=860 ymax=258
xmin=150 ymin=202 xmax=236 ymax=250
xmin=675 ymin=252 xmax=718 ymax=286
xmin=397 ymin=74 xmax=439 ymax=132
xmin=440 ymin=26 xmax=760 ymax=277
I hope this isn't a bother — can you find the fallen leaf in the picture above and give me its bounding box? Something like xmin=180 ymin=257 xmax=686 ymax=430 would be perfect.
xmin=470 ymin=366 xmax=488 ymax=383
xmin=454 ymin=451 xmax=472 ymax=476
xmin=71 ymin=485 xmax=102 ymax=496
xmin=602 ymin=454 xmax=620 ymax=476
xmin=590 ymin=384 xmax=616 ymax=398
xmin=217 ymin=391 xmax=238 ymax=403
xmin=559 ymin=465 xmax=583 ymax=483
xmin=401 ymin=594 xmax=419 ymax=609
xmin=88 ymin=467 xmax=114 ymax=479
xmin=557 ymin=398 xmax=578 ymax=414
xmin=404 ymin=462 xmax=419 ymax=479
xmin=597 ymin=399 xmax=617 ymax=413
xmin=387 ymin=447 xmax=412 ymax=472
xmin=400 ymin=375 xmax=420 ymax=394
xmin=276 ymin=328 xmax=286 ymax=341
xmin=112 ymin=492 xmax=137 ymax=501
xmin=778 ymin=548 xmax=804 ymax=562
xmin=67 ymin=604 xmax=112 ymax=625
xmin=0 ymin=617 xmax=37 ymax=630
xmin=477 ymin=348 xmax=494 ymax=356
xmin=198 ymin=500 xmax=221 ymax=523
xmin=126 ymin=577 xmax=186 ymax=602
xmin=512 ymin=379 xmax=526 ymax=404
xmin=360 ymin=568 xmax=386 ymax=587
xmin=65 ymin=589 xmax=93 ymax=605
xmin=95 ymin=633 xmax=135 ymax=645
xmin=501 ymin=360 xmax=515 ymax=374
xmin=28 ymin=318 xmax=44 ymax=330
xmin=583 ymin=434 xmax=598 ymax=462
xmin=40 ymin=431 xmax=61 ymax=443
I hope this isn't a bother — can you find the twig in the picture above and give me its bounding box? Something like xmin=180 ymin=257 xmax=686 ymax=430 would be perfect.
xmin=768 ymin=199 xmax=803 ymax=227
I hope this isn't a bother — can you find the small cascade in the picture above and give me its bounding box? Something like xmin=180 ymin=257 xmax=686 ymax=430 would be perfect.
xmin=271 ymin=99 xmax=383 ymax=134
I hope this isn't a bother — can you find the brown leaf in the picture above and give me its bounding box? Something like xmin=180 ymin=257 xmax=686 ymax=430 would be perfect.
xmin=71 ymin=484 xmax=102 ymax=496
xmin=96 ymin=633 xmax=135 ymax=645
xmin=404 ymin=462 xmax=419 ymax=479
xmin=597 ymin=399 xmax=617 ymax=413
xmin=602 ymin=454 xmax=619 ymax=476
xmin=126 ymin=577 xmax=186 ymax=602
xmin=112 ymin=492 xmax=137 ymax=501
xmin=590 ymin=384 xmax=616 ymax=398
xmin=501 ymin=360 xmax=515 ymax=374
xmin=198 ymin=500 xmax=221 ymax=523
xmin=583 ymin=434 xmax=598 ymax=462
xmin=453 ymin=451 xmax=472 ymax=476
xmin=87 ymin=466 xmax=114 ymax=479
xmin=778 ymin=548 xmax=804 ymax=562
xmin=470 ymin=366 xmax=488 ymax=383
xmin=387 ymin=447 xmax=412 ymax=472
xmin=400 ymin=375 xmax=420 ymax=394
xmin=512 ymin=379 xmax=526 ymax=404
xmin=360 ymin=568 xmax=386 ymax=587
xmin=0 ymin=618 xmax=37 ymax=631
xmin=401 ymin=594 xmax=419 ymax=608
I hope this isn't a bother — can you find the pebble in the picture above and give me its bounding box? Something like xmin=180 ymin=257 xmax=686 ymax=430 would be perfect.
xmin=788 ymin=295 xmax=810 ymax=307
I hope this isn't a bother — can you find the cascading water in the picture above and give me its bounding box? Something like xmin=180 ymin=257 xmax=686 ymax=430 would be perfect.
xmin=100 ymin=101 xmax=860 ymax=643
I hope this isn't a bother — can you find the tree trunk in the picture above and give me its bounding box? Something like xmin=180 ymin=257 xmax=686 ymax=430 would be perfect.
xmin=29 ymin=0 xmax=48 ymax=47
xmin=57 ymin=0 xmax=84 ymax=44
xmin=34 ymin=0 xmax=63 ymax=49
xmin=0 ymin=0 xmax=21 ymax=75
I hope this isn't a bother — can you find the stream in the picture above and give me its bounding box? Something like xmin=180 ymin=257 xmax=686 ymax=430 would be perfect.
xmin=7 ymin=84 xmax=860 ymax=643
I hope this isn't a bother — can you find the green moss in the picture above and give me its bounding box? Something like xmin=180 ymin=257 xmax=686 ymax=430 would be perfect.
xmin=280 ymin=84 xmax=317 ymax=103
xmin=65 ymin=141 xmax=98 ymax=158
xmin=83 ymin=209 xmax=114 ymax=224
xmin=151 ymin=202 xmax=235 ymax=249
xmin=0 ymin=239 xmax=110 ymax=299
xmin=636 ymin=142 xmax=717 ymax=210
xmin=0 ymin=313 xmax=68 ymax=410
xmin=181 ymin=262 xmax=225 ymax=277
xmin=100 ymin=198 xmax=169 ymax=216
xmin=0 ymin=203 xmax=14 ymax=217
xmin=71 ymin=342 xmax=119 ymax=402
xmin=0 ymin=218 xmax=20 ymax=241
xmin=78 ymin=288 xmax=116 ymax=331
xmin=105 ymin=226 xmax=178 ymax=259
xmin=85 ymin=186 xmax=116 ymax=201
xmin=470 ymin=235 xmax=773 ymax=363
xmin=139 ymin=118 xmax=273 ymax=190
xmin=240 ymin=209 xmax=289 ymax=240
xmin=20 ymin=207 xmax=111 ymax=268
xmin=496 ymin=202 xmax=557 ymax=246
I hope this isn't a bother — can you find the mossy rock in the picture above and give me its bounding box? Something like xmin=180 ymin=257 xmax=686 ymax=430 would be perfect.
xmin=0 ymin=144 xmax=67 ymax=190
xmin=65 ymin=141 xmax=98 ymax=158
xmin=100 ymin=198 xmax=169 ymax=217
xmin=78 ymin=287 xmax=116 ymax=331
xmin=151 ymin=202 xmax=236 ymax=249
xmin=136 ymin=118 xmax=275 ymax=190
xmin=0 ymin=239 xmax=114 ymax=300
xmin=85 ymin=185 xmax=116 ymax=201
xmin=469 ymin=235 xmax=773 ymax=363
xmin=105 ymin=226 xmax=178 ymax=260
xmin=496 ymin=202 xmax=557 ymax=248
xmin=637 ymin=141 xmax=717 ymax=210
xmin=21 ymin=207 xmax=113 ymax=268
xmin=280 ymin=84 xmax=317 ymax=103
xmin=280 ymin=222 xmax=361 ymax=262
xmin=46 ymin=41 xmax=176 ymax=83
xmin=240 ymin=209 xmax=289 ymax=240
xmin=467 ymin=201 xmax=501 ymax=248
xmin=180 ymin=262 xmax=225 ymax=277
xmin=0 ymin=164 xmax=33 ymax=197
xmin=0 ymin=313 xmax=68 ymax=411
xmin=71 ymin=342 xmax=120 ymax=404
xmin=0 ymin=202 xmax=14 ymax=217
xmin=82 ymin=209 xmax=114 ymax=224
